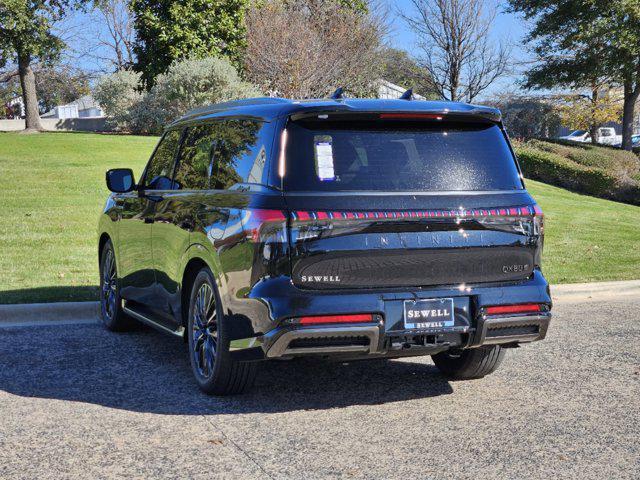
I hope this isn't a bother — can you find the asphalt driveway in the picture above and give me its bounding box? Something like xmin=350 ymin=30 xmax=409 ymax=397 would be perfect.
xmin=0 ymin=297 xmax=638 ymax=479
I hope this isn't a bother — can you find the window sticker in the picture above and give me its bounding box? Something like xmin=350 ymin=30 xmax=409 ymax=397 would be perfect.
xmin=314 ymin=135 xmax=335 ymax=181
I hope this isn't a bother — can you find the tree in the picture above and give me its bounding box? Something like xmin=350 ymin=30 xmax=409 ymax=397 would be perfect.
xmin=0 ymin=73 xmax=21 ymax=117
xmin=244 ymin=0 xmax=385 ymax=98
xmin=399 ymin=0 xmax=510 ymax=103
xmin=508 ymin=1 xmax=640 ymax=150
xmin=91 ymin=0 xmax=135 ymax=70
xmin=35 ymin=66 xmax=90 ymax=113
xmin=554 ymin=87 xmax=622 ymax=145
xmin=380 ymin=47 xmax=438 ymax=99
xmin=490 ymin=94 xmax=561 ymax=139
xmin=130 ymin=0 xmax=248 ymax=89
xmin=0 ymin=0 xmax=72 ymax=131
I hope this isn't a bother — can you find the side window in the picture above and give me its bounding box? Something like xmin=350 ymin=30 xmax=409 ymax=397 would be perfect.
xmin=174 ymin=125 xmax=216 ymax=190
xmin=210 ymin=119 xmax=265 ymax=190
xmin=143 ymin=129 xmax=182 ymax=190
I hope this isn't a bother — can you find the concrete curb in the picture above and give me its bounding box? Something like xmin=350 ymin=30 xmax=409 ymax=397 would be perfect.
xmin=0 ymin=301 xmax=99 ymax=327
xmin=0 ymin=280 xmax=638 ymax=327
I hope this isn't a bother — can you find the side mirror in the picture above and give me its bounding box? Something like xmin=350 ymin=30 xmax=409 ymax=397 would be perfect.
xmin=106 ymin=168 xmax=135 ymax=193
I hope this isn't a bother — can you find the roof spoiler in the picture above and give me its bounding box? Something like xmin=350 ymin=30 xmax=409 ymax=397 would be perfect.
xmin=330 ymin=87 xmax=344 ymax=100
xmin=400 ymin=88 xmax=413 ymax=100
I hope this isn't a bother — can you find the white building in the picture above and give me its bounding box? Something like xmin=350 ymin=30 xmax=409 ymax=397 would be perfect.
xmin=41 ymin=95 xmax=104 ymax=119
xmin=377 ymin=80 xmax=426 ymax=100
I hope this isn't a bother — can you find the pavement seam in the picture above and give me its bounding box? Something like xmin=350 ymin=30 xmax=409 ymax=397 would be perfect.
xmin=203 ymin=415 xmax=275 ymax=480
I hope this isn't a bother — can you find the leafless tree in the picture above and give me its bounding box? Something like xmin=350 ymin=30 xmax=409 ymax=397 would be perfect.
xmin=399 ymin=0 xmax=510 ymax=103
xmin=92 ymin=0 xmax=135 ymax=70
xmin=245 ymin=0 xmax=386 ymax=98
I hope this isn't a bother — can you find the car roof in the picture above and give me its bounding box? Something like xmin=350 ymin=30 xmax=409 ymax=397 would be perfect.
xmin=167 ymin=97 xmax=502 ymax=129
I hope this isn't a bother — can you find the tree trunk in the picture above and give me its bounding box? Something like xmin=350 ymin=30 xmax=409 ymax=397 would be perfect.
xmin=17 ymin=53 xmax=43 ymax=132
xmin=621 ymin=80 xmax=639 ymax=151
xmin=589 ymin=86 xmax=599 ymax=145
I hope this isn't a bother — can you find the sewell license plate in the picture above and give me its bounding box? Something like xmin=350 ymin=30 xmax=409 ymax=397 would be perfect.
xmin=404 ymin=298 xmax=455 ymax=330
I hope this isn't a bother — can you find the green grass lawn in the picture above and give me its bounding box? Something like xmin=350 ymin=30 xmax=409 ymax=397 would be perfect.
xmin=0 ymin=131 xmax=638 ymax=304
xmin=525 ymin=179 xmax=640 ymax=284
xmin=0 ymin=132 xmax=156 ymax=304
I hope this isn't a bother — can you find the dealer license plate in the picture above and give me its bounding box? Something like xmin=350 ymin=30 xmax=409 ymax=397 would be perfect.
xmin=403 ymin=298 xmax=455 ymax=330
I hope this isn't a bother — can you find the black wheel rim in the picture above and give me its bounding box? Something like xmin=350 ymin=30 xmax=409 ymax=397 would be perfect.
xmin=192 ymin=283 xmax=218 ymax=379
xmin=101 ymin=249 xmax=117 ymax=320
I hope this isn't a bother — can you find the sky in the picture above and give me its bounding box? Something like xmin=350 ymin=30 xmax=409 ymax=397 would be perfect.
xmin=383 ymin=0 xmax=534 ymax=99
xmin=65 ymin=0 xmax=535 ymax=101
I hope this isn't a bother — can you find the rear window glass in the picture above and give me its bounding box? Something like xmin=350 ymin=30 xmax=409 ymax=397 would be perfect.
xmin=284 ymin=120 xmax=523 ymax=192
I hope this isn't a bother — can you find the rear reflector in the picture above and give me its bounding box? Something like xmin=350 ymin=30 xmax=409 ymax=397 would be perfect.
xmin=485 ymin=304 xmax=542 ymax=315
xmin=299 ymin=314 xmax=374 ymax=325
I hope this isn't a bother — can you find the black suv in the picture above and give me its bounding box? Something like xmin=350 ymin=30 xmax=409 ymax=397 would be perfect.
xmin=99 ymin=97 xmax=551 ymax=395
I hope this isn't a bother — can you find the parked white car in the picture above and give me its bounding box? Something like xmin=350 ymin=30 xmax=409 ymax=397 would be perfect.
xmin=612 ymin=134 xmax=640 ymax=148
xmin=559 ymin=127 xmax=622 ymax=145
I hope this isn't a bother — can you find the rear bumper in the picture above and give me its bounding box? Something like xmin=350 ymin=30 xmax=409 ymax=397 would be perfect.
xmin=229 ymin=270 xmax=552 ymax=360
xmin=230 ymin=312 xmax=551 ymax=360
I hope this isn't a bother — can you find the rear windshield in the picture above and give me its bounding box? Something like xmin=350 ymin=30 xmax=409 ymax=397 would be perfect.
xmin=284 ymin=119 xmax=523 ymax=192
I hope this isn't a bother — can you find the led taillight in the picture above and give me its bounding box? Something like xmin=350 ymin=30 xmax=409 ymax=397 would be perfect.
xmin=242 ymin=209 xmax=286 ymax=242
xmin=299 ymin=314 xmax=374 ymax=325
xmin=485 ymin=304 xmax=542 ymax=315
xmin=533 ymin=204 xmax=544 ymax=236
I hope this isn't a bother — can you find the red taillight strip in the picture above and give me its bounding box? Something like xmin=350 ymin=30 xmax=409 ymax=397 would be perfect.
xmin=485 ymin=304 xmax=542 ymax=315
xmin=247 ymin=209 xmax=286 ymax=222
xmin=291 ymin=205 xmax=541 ymax=222
xmin=299 ymin=314 xmax=374 ymax=325
xmin=379 ymin=113 xmax=444 ymax=120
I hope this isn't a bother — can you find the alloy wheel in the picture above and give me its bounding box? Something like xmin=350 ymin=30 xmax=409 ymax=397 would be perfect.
xmin=192 ymin=283 xmax=218 ymax=379
xmin=101 ymin=249 xmax=117 ymax=320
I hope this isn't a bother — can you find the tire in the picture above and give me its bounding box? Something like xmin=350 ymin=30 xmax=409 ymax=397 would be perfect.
xmin=431 ymin=345 xmax=505 ymax=380
xmin=99 ymin=240 xmax=132 ymax=331
xmin=187 ymin=268 xmax=257 ymax=395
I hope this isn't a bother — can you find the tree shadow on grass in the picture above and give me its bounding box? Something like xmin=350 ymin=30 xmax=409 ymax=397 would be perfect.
xmin=0 ymin=322 xmax=454 ymax=415
xmin=0 ymin=286 xmax=99 ymax=304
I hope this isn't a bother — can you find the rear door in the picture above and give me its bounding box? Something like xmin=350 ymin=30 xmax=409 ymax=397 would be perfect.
xmin=151 ymin=124 xmax=214 ymax=318
xmin=282 ymin=114 xmax=543 ymax=291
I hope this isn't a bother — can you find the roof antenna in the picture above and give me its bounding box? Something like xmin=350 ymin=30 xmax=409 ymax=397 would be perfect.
xmin=330 ymin=87 xmax=344 ymax=99
xmin=400 ymin=88 xmax=413 ymax=100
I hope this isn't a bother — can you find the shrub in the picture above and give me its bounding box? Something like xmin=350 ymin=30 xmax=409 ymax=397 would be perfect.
xmin=139 ymin=57 xmax=262 ymax=134
xmin=515 ymin=142 xmax=640 ymax=206
xmin=93 ymin=70 xmax=144 ymax=132
xmin=527 ymin=138 xmax=640 ymax=178
xmin=94 ymin=57 xmax=262 ymax=134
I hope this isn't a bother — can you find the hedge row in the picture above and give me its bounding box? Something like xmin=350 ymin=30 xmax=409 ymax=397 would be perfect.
xmin=527 ymin=139 xmax=640 ymax=177
xmin=515 ymin=145 xmax=640 ymax=206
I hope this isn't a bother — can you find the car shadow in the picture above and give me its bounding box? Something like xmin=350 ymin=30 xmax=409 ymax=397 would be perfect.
xmin=0 ymin=323 xmax=454 ymax=415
